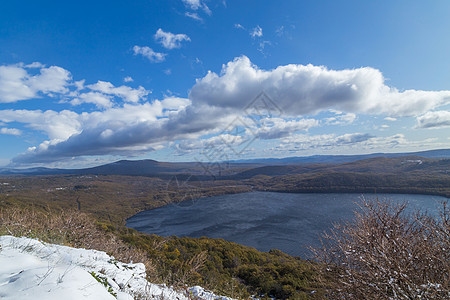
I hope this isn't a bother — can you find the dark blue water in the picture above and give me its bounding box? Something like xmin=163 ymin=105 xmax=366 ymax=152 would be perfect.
xmin=126 ymin=192 xmax=447 ymax=257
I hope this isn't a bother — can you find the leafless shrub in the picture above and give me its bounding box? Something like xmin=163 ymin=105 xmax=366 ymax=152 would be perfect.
xmin=313 ymin=197 xmax=449 ymax=299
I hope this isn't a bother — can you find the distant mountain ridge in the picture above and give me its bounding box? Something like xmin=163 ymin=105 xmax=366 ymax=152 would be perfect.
xmin=228 ymin=149 xmax=450 ymax=165
xmin=0 ymin=148 xmax=449 ymax=176
xmin=229 ymin=155 xmax=450 ymax=180
xmin=0 ymin=159 xmax=200 ymax=176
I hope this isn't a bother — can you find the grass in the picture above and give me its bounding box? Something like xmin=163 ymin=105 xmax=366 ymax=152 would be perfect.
xmin=0 ymin=206 xmax=156 ymax=279
xmin=90 ymin=271 xmax=117 ymax=297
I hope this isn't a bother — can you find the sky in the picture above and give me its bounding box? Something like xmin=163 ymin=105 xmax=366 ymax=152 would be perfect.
xmin=0 ymin=0 xmax=449 ymax=168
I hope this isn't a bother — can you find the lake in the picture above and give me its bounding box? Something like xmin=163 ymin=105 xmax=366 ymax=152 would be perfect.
xmin=126 ymin=192 xmax=447 ymax=258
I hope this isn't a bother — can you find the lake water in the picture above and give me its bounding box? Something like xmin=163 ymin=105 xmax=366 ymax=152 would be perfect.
xmin=126 ymin=192 xmax=447 ymax=258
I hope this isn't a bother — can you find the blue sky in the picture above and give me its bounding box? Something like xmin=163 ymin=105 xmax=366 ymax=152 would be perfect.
xmin=0 ymin=0 xmax=449 ymax=168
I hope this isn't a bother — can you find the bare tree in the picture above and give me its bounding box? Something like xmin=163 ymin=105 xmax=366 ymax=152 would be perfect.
xmin=313 ymin=197 xmax=449 ymax=299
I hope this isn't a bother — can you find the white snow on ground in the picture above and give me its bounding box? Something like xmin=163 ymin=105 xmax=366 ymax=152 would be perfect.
xmin=0 ymin=236 xmax=234 ymax=300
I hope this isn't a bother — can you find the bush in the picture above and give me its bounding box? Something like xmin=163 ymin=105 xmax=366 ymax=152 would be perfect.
xmin=314 ymin=197 xmax=449 ymax=299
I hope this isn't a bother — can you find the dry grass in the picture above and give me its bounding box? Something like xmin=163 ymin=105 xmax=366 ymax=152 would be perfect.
xmin=0 ymin=206 xmax=156 ymax=280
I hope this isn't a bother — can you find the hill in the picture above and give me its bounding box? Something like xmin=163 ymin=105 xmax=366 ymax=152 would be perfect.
xmin=1 ymin=148 xmax=448 ymax=176
xmin=227 ymin=148 xmax=450 ymax=165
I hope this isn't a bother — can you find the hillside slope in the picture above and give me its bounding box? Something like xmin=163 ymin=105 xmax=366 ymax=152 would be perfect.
xmin=0 ymin=236 xmax=232 ymax=300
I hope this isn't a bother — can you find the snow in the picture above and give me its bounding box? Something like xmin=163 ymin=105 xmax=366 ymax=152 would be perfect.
xmin=0 ymin=236 xmax=234 ymax=300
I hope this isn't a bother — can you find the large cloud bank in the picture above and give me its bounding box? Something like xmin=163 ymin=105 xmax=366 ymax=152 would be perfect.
xmin=190 ymin=56 xmax=450 ymax=117
xmin=1 ymin=57 xmax=449 ymax=165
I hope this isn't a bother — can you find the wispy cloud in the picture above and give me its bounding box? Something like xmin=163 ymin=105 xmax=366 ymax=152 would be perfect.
xmin=182 ymin=0 xmax=201 ymax=10
xmin=250 ymin=25 xmax=263 ymax=38
xmin=87 ymin=81 xmax=149 ymax=103
xmin=123 ymin=76 xmax=133 ymax=83
xmin=234 ymin=25 xmax=270 ymax=55
xmin=279 ymin=133 xmax=375 ymax=151
xmin=70 ymin=92 xmax=113 ymax=109
xmin=154 ymin=29 xmax=191 ymax=50
xmin=181 ymin=0 xmax=211 ymax=15
xmin=325 ymin=111 xmax=357 ymax=125
xmin=253 ymin=118 xmax=319 ymax=139
xmin=185 ymin=12 xmax=202 ymax=21
xmin=0 ymin=127 xmax=22 ymax=136
xmin=384 ymin=117 xmax=397 ymax=122
xmin=132 ymin=46 xmax=166 ymax=62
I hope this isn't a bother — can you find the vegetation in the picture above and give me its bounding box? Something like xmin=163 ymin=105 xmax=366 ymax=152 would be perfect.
xmin=0 ymin=206 xmax=155 ymax=276
xmin=1 ymin=155 xmax=449 ymax=299
xmin=313 ymin=198 xmax=450 ymax=299
xmin=119 ymin=230 xmax=326 ymax=299
xmin=90 ymin=271 xmax=117 ymax=297
xmin=0 ymin=175 xmax=251 ymax=224
xmin=253 ymin=171 xmax=450 ymax=197
xmin=0 ymin=204 xmax=328 ymax=299
xmin=0 ymin=158 xmax=448 ymax=228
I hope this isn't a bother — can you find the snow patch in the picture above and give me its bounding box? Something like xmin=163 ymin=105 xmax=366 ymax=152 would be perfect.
xmin=0 ymin=236 xmax=234 ymax=300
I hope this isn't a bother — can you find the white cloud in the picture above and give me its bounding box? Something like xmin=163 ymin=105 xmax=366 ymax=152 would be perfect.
xmin=182 ymin=0 xmax=201 ymax=10
xmin=70 ymin=92 xmax=113 ymax=109
xmin=185 ymin=12 xmax=202 ymax=21
xmin=250 ymin=25 xmax=263 ymax=38
xmin=384 ymin=117 xmax=397 ymax=122
xmin=334 ymin=133 xmax=374 ymax=145
xmin=0 ymin=109 xmax=81 ymax=140
xmin=0 ymin=64 xmax=72 ymax=103
xmin=154 ymin=29 xmax=191 ymax=50
xmin=275 ymin=26 xmax=285 ymax=37
xmin=27 ymin=66 xmax=71 ymax=95
xmin=416 ymin=111 xmax=450 ymax=129
xmin=258 ymin=40 xmax=271 ymax=53
xmin=0 ymin=65 xmax=35 ymax=102
xmin=182 ymin=0 xmax=211 ymax=15
xmin=3 ymin=58 xmax=450 ymax=166
xmin=252 ymin=118 xmax=319 ymax=139
xmin=234 ymin=23 xmax=245 ymax=30
xmin=87 ymin=81 xmax=149 ymax=103
xmin=362 ymin=134 xmax=408 ymax=149
xmin=190 ymin=56 xmax=450 ymax=117
xmin=74 ymin=79 xmax=85 ymax=91
xmin=0 ymin=127 xmax=22 ymax=136
xmin=160 ymin=97 xmax=191 ymax=111
xmin=325 ymin=111 xmax=357 ymax=125
xmin=123 ymin=76 xmax=133 ymax=83
xmin=133 ymin=46 xmax=166 ymax=63
xmin=202 ymin=3 xmax=211 ymax=15
xmin=24 ymin=62 xmax=45 ymax=68
xmin=7 ymin=99 xmax=237 ymax=164
xmin=276 ymin=133 xmax=412 ymax=155
xmin=0 ymin=62 xmax=150 ymax=110
xmin=280 ymin=132 xmax=374 ymax=151
xmin=175 ymin=133 xmax=243 ymax=155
